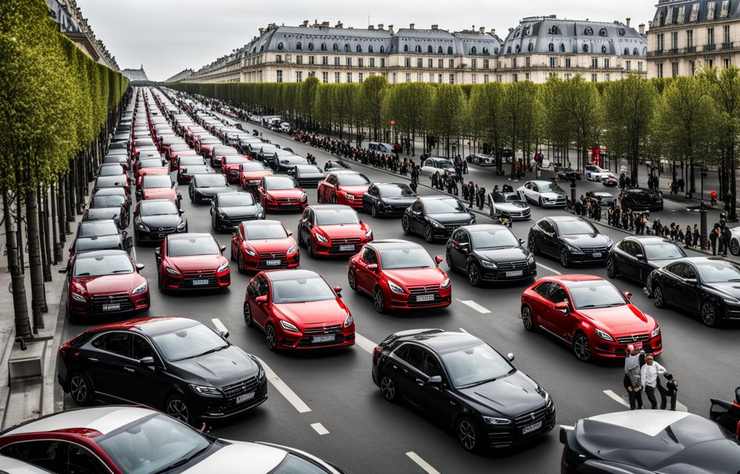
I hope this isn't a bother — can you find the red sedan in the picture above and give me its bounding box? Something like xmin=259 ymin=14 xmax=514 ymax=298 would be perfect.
xmin=297 ymin=205 xmax=373 ymax=258
xmin=257 ymin=176 xmax=307 ymax=212
xmin=243 ymin=269 xmax=354 ymax=350
xmin=135 ymin=165 xmax=169 ymax=193
xmin=221 ymin=155 xmax=250 ymax=183
xmin=317 ymin=171 xmax=371 ymax=209
xmin=349 ymin=239 xmax=450 ymax=313
xmin=239 ymin=161 xmax=273 ymax=190
xmin=520 ymin=275 xmax=662 ymax=362
xmin=63 ymin=249 xmax=149 ymax=321
xmin=139 ymin=174 xmax=179 ymax=204
xmin=231 ymin=219 xmax=299 ymax=273
xmin=156 ymin=233 xmax=230 ymax=292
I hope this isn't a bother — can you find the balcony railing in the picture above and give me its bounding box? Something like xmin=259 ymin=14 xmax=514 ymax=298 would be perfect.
xmin=705 ymin=43 xmax=717 ymax=51
xmin=722 ymin=42 xmax=734 ymax=50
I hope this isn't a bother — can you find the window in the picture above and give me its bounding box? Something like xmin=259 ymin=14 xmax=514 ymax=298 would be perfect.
xmin=671 ymin=31 xmax=678 ymax=50
xmin=724 ymin=25 xmax=730 ymax=44
xmin=707 ymin=1 xmax=716 ymax=20
xmin=346 ymin=56 xmax=352 ymax=66
xmin=548 ymin=43 xmax=554 ymax=52
xmin=406 ymin=72 xmax=411 ymax=82
xmin=565 ymin=57 xmax=572 ymax=68
xmin=438 ymin=73 xmax=443 ymax=83
xmin=276 ymin=70 xmax=283 ymax=83
xmin=321 ymin=56 xmax=328 ymax=65
xmin=395 ymin=344 xmax=425 ymax=372
xmin=380 ymin=58 xmax=385 ymax=67
xmin=414 ymin=45 xmax=421 ymax=53
xmin=483 ymin=59 xmax=489 ymax=69
xmin=332 ymin=43 xmax=339 ymax=52
xmin=592 ymin=57 xmax=598 ymax=68
xmin=657 ymin=63 xmax=663 ymax=78
xmin=320 ymin=43 xmax=327 ymax=51
xmin=296 ymin=41 xmax=302 ymax=50
xmin=347 ymin=72 xmax=352 ymax=83
xmin=334 ymin=72 xmax=340 ymax=83
xmin=591 ymin=73 xmax=597 ymax=82
xmin=549 ymin=57 xmax=556 ymax=68
xmin=672 ymin=62 xmax=679 ymax=77
xmin=599 ymin=27 xmax=608 ymax=37
xmin=403 ymin=44 xmax=409 ymax=52
xmin=277 ymin=42 xmax=284 ymax=50
xmin=380 ymin=45 xmax=385 ymax=53
xmin=638 ymin=61 xmax=643 ymax=72
xmin=447 ymin=46 xmax=453 ymax=55
xmin=471 ymin=58 xmax=477 ymax=69
xmin=93 ymin=332 xmax=131 ymax=358
xmin=1 ymin=440 xmax=109 ymax=474
xmin=687 ymin=30 xmax=694 ymax=48
xmin=370 ymin=57 xmax=375 ymax=67
xmin=307 ymin=42 xmax=314 ymax=51
xmin=438 ymin=58 xmax=444 ymax=68
xmin=296 ymin=71 xmax=303 ymax=82
xmin=626 ymin=60 xmax=631 ymax=71
xmin=449 ymin=73 xmax=455 ymax=84
xmin=296 ymin=55 xmax=303 ymax=65
xmin=368 ymin=45 xmax=374 ymax=53
xmin=428 ymin=45 xmax=434 ymax=53
xmin=725 ymin=58 xmax=731 ymax=69
xmin=438 ymin=46 xmax=444 ymax=54
xmin=405 ymin=57 xmax=411 ymax=68
xmin=356 ymin=44 xmax=362 ymax=53
xmin=601 ymin=45 xmax=607 ymax=54
xmin=534 ymin=281 xmax=556 ymax=299
xmin=657 ymin=33 xmax=664 ymax=51
xmin=358 ymin=72 xmax=364 ymax=82
xmin=584 ymin=26 xmax=593 ymax=35
xmin=604 ymin=58 xmax=610 ymax=68
xmin=361 ymin=247 xmax=378 ymax=265
xmin=392 ymin=72 xmax=397 ymax=83
xmin=275 ymin=54 xmax=282 ymax=63
xmin=132 ymin=335 xmax=157 ymax=360
xmin=308 ymin=55 xmax=315 ymax=65
xmin=583 ymin=44 xmax=589 ymax=53
xmin=624 ymin=48 xmax=629 ymax=55
xmin=483 ymin=74 xmax=489 ymax=83
xmin=708 ymin=27 xmax=715 ymax=46
xmin=559 ymin=43 xmax=566 ymax=53
xmin=322 ymin=71 xmax=328 ymax=83
xmin=417 ymin=72 xmax=423 ymax=82
xmin=471 ymin=46 xmax=478 ymax=55
xmin=448 ymin=58 xmax=454 ymax=68
xmin=525 ymin=57 xmax=531 ymax=68
xmin=358 ymin=58 xmax=364 ymax=67
xmin=417 ymin=58 xmax=423 ymax=68
xmin=334 ymin=56 xmax=340 ymax=66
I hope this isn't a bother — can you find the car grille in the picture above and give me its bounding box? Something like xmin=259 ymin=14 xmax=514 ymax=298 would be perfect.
xmin=91 ymin=293 xmax=133 ymax=313
xmin=616 ymin=333 xmax=650 ymax=344
xmin=508 ymin=209 xmax=531 ymax=218
xmin=407 ymin=285 xmax=442 ymax=305
xmin=182 ymin=270 xmax=216 ymax=278
xmin=329 ymin=237 xmax=361 ymax=254
xmin=222 ymin=377 xmax=259 ymax=400
xmin=304 ymin=324 xmax=342 ymax=335
xmin=443 ymin=223 xmax=465 ymax=232
xmin=297 ymin=178 xmax=322 ymax=187
xmin=514 ymin=405 xmax=549 ymax=429
xmin=299 ymin=325 xmax=346 ymax=347
xmin=257 ymin=252 xmax=288 ymax=269
xmin=496 ymin=260 xmax=529 ymax=271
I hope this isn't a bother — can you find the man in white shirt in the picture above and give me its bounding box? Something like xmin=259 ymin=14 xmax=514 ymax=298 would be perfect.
xmin=623 ymin=344 xmax=643 ymax=409
xmin=641 ymin=354 xmax=667 ymax=409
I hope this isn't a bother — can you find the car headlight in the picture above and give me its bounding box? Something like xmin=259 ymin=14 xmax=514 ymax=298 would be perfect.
xmin=343 ymin=314 xmax=354 ymax=327
xmin=190 ymin=384 xmax=223 ymax=397
xmin=177 ymin=221 xmax=186 ymax=230
xmin=280 ymin=320 xmax=299 ymax=332
xmin=428 ymin=219 xmax=444 ymax=228
xmin=441 ymin=278 xmax=451 ymax=289
xmin=595 ymin=328 xmax=613 ymax=341
xmin=388 ymin=281 xmax=405 ymax=294
xmin=651 ymin=325 xmax=661 ymax=338
xmin=217 ymin=262 xmax=230 ymax=272
xmin=71 ymin=292 xmax=87 ymax=303
xmin=480 ymin=259 xmax=497 ymax=269
xmin=137 ymin=222 xmax=149 ymax=231
xmin=131 ymin=282 xmax=148 ymax=295
xmin=287 ymin=245 xmax=298 ymax=254
xmin=244 ymin=247 xmax=256 ymax=256
xmin=315 ymin=233 xmax=328 ymax=243
xmin=566 ymin=243 xmax=584 ymax=254
xmin=165 ymin=266 xmax=181 ymax=276
xmin=482 ymin=416 xmax=512 ymax=425
xmin=365 ymin=228 xmax=373 ymax=239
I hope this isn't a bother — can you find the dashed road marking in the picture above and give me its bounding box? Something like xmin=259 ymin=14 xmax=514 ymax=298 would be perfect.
xmin=536 ymin=262 xmax=562 ymax=275
xmin=406 ymin=452 xmax=440 ymax=474
xmin=311 ymin=422 xmax=330 ymax=435
xmin=457 ymin=299 xmax=491 ymax=314
xmin=255 ymin=356 xmax=311 ymax=414
xmin=355 ymin=333 xmax=378 ymax=354
xmin=603 ymin=389 xmax=631 ymax=408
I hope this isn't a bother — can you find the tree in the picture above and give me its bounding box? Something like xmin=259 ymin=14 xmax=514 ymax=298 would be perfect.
xmin=561 ymin=76 xmax=602 ymax=171
xmin=384 ymin=83 xmax=432 ymax=155
xmin=468 ymin=82 xmax=505 ymax=164
xmin=360 ymin=76 xmax=388 ymax=141
xmin=430 ymin=85 xmax=466 ymax=157
xmin=502 ymin=81 xmax=540 ymax=177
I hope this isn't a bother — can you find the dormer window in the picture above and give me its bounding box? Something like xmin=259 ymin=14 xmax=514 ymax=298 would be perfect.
xmin=403 ymin=44 xmax=409 ymax=52
xmin=320 ymin=43 xmax=327 ymax=51
xmin=584 ymin=26 xmax=594 ymax=36
xmin=368 ymin=45 xmax=374 ymax=53
xmin=601 ymin=45 xmax=607 ymax=54
xmin=528 ymin=42 xmax=534 ymax=52
xmin=415 ymin=45 xmax=421 ymax=53
xmin=599 ymin=27 xmax=608 ymax=37
xmin=332 ymin=43 xmax=339 ymax=51
xmin=296 ymin=41 xmax=302 ymax=50
xmin=307 ymin=42 xmax=314 ymax=51
xmin=427 ymin=45 xmax=433 ymax=53
xmin=548 ymin=43 xmax=554 ymax=52
xmin=618 ymin=28 xmax=626 ymax=36
xmin=447 ymin=46 xmax=453 ymax=55
xmin=277 ymin=42 xmax=284 ymax=50
xmin=345 ymin=43 xmax=351 ymax=52
xmin=583 ymin=44 xmax=589 ymax=53
xmin=559 ymin=43 xmax=566 ymax=52
xmin=550 ymin=25 xmax=561 ymax=35
xmin=438 ymin=46 xmax=444 ymax=54
xmin=471 ymin=46 xmax=477 ymax=55
xmin=356 ymin=44 xmax=362 ymax=53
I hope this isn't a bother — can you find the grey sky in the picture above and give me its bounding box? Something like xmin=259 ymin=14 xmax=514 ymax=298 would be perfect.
xmin=77 ymin=0 xmax=656 ymax=81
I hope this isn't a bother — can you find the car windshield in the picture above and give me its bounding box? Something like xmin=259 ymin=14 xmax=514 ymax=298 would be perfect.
xmin=139 ymin=160 xmax=163 ymax=168
xmin=265 ymin=177 xmax=296 ymax=190
xmin=271 ymin=453 xmax=330 ymax=474
xmin=168 ymin=236 xmax=219 ymax=257
xmin=337 ymin=174 xmax=370 ymax=186
xmin=92 ymin=196 xmax=124 ymax=208
xmin=185 ymin=166 xmax=210 ymax=174
xmin=644 ymin=242 xmax=686 ymax=260
xmin=75 ymin=236 xmax=122 ymax=253
xmin=180 ymin=157 xmax=204 ymax=165
xmin=74 ymin=254 xmax=133 ymax=276
xmin=78 ymin=221 xmax=118 ymax=237
xmin=242 ymin=162 xmax=267 ymax=171
xmin=538 ymin=182 xmax=564 ymax=194
xmin=220 ymin=193 xmax=254 ymax=206
xmin=557 ymin=220 xmax=597 ymax=236
xmin=470 ymin=228 xmax=519 ymax=249
xmin=695 ymin=261 xmax=740 ymax=283
xmin=224 ymin=156 xmax=247 ymax=164
xmin=141 ymin=201 xmax=178 ymax=216
xmin=567 ymin=280 xmax=626 ymax=309
xmin=296 ymin=165 xmax=321 ymax=174
xmin=424 ymin=199 xmax=466 ymax=214
xmin=195 ymin=175 xmax=227 ymax=187
xmin=271 ymin=277 xmax=336 ymax=303
xmin=493 ymin=193 xmax=524 ymax=204
xmin=380 ymin=247 xmax=434 ymax=269
xmin=142 ymin=176 xmax=172 ymax=188
xmin=441 ymin=343 xmax=513 ymax=388
xmin=378 ymin=184 xmax=414 ymax=197
xmin=96 ymin=176 xmax=126 ymax=187
xmin=259 ymin=145 xmax=277 ymax=154
xmin=315 ymin=208 xmax=358 ymax=225
xmin=100 ymin=166 xmax=124 ymax=176
xmin=153 ymin=323 xmax=228 ymax=361
xmin=245 ymin=223 xmax=287 ymax=240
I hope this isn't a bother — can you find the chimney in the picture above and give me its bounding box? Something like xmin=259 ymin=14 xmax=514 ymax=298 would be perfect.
xmin=626 ymin=17 xmax=631 ymax=27
xmin=378 ymin=23 xmax=384 ymax=30
xmin=479 ymin=26 xmax=485 ymax=34
xmin=369 ymin=24 xmax=374 ymax=30
xmin=639 ymin=23 xmax=645 ymax=35
xmin=409 ymin=23 xmax=415 ymax=29
xmin=302 ymin=20 xmax=309 ymax=27
xmin=335 ymin=21 xmax=343 ymax=28
xmin=258 ymin=27 xmax=264 ymax=35
xmin=431 ymin=24 xmax=438 ymax=30
xmin=388 ymin=24 xmax=394 ymax=34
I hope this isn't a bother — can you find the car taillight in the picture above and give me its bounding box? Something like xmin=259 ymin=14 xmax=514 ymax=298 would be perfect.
xmin=372 ymin=346 xmax=382 ymax=365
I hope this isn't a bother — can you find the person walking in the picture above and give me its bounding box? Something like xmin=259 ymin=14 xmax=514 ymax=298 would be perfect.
xmin=662 ymin=373 xmax=678 ymax=411
xmin=624 ymin=344 xmax=643 ymax=410
xmin=710 ymin=223 xmax=721 ymax=256
xmin=720 ymin=222 xmax=731 ymax=257
xmin=684 ymin=225 xmax=693 ymax=248
xmin=641 ymin=354 xmax=667 ymax=409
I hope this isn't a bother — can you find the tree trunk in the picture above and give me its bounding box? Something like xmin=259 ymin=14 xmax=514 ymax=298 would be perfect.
xmin=38 ymin=185 xmax=52 ymax=283
xmin=51 ymin=181 xmax=61 ymax=264
xmin=26 ymin=186 xmax=46 ymax=331
xmin=3 ymin=189 xmax=32 ymax=340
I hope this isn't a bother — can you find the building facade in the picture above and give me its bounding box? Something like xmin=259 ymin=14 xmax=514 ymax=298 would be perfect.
xmin=121 ymin=66 xmax=150 ymax=83
xmin=183 ymin=17 xmax=646 ymax=85
xmin=647 ymin=0 xmax=739 ymax=78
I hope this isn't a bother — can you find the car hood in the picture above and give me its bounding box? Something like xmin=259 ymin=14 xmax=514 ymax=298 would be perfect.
xmin=475 ymin=247 xmax=528 ymax=262
xmin=75 ymin=273 xmax=144 ymax=295
xmin=220 ymin=206 xmax=260 ymax=217
xmin=274 ymin=300 xmax=348 ymax=328
xmin=141 ymin=215 xmax=181 ymax=228
xmin=705 ymin=281 xmax=740 ymax=300
xmin=339 ymin=185 xmax=369 ymax=195
xmin=494 ymin=202 xmax=528 ymax=211
xmin=428 ymin=213 xmax=472 ymax=224
xmin=578 ymin=304 xmax=652 ymax=335
xmin=317 ymin=224 xmax=365 ymax=239
xmin=247 ymin=238 xmax=295 ymax=253
xmin=196 ymin=186 xmax=230 ymax=195
xmin=561 ymin=234 xmax=611 ymax=249
xmin=539 ymin=191 xmax=565 ymax=199
xmin=383 ymin=268 xmax=445 ymax=287
xmin=265 ymin=189 xmax=304 ymax=199
xmin=143 ymin=188 xmax=176 ymax=200
xmin=458 ymin=370 xmax=546 ymax=418
xmin=169 ymin=345 xmax=258 ymax=386
xmin=381 ymin=197 xmax=417 ymax=205
xmin=169 ymin=255 xmax=225 ymax=272
xmin=181 ymin=441 xmax=286 ymax=474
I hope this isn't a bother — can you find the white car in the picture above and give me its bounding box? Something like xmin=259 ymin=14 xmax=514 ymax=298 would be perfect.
xmin=279 ymin=122 xmax=291 ymax=133
xmin=487 ymin=191 xmax=531 ymax=220
xmin=517 ymin=180 xmax=567 ymax=208
xmin=584 ymin=165 xmax=614 ymax=182
xmin=731 ymin=227 xmax=740 ymax=256
xmin=466 ymin=153 xmax=494 ymax=166
xmin=420 ymin=157 xmax=456 ymax=176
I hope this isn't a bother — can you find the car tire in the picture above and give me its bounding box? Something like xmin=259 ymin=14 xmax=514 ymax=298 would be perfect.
xmin=572 ymin=332 xmax=592 ymax=362
xmin=653 ymin=285 xmax=666 ymax=308
xmin=373 ymin=287 xmax=386 ymax=314
xmin=521 ymin=304 xmax=536 ymax=331
xmin=69 ymin=372 xmax=94 ymax=406
xmin=165 ymin=394 xmax=193 ymax=425
xmin=265 ymin=324 xmax=278 ymax=350
xmin=379 ymin=375 xmax=398 ymax=402
xmin=348 ymin=269 xmax=358 ymax=291
xmin=445 ymin=250 xmax=455 ymax=273
xmin=243 ymin=303 xmax=253 ymax=327
xmin=528 ymin=235 xmax=538 ymax=255
xmin=424 ymin=225 xmax=434 ymax=243
xmin=606 ymin=256 xmax=618 ymax=278
xmin=401 ymin=216 xmax=411 ymax=235
xmin=700 ymin=301 xmax=720 ymax=328
xmin=456 ymin=417 xmax=482 ymax=453
xmin=731 ymin=239 xmax=740 ymax=256
xmin=560 ymin=248 xmax=570 ymax=268
xmin=371 ymin=203 xmax=378 ymax=218
xmin=467 ymin=261 xmax=482 ymax=287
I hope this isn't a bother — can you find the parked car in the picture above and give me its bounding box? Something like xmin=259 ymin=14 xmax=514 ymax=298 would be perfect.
xmin=420 ymin=157 xmax=456 ymax=176
xmin=93 ymin=175 xmax=129 ymax=197
xmin=290 ymin=164 xmax=324 ymax=188
xmin=528 ymin=216 xmax=613 ymax=267
xmin=274 ymin=155 xmax=309 ymax=174
xmin=487 ymin=191 xmax=531 ymax=221
xmin=297 ymin=205 xmax=372 ymax=258
xmin=210 ymin=192 xmax=264 ymax=232
xmin=156 ymin=233 xmax=230 ymax=292
xmin=317 ymin=171 xmax=371 ymax=209
xmin=517 ymin=180 xmax=567 ymax=208
xmin=621 ymin=187 xmax=664 ymax=211
xmin=608 ymin=236 xmax=686 ymax=285
xmin=231 ymin=220 xmax=299 ymax=273
xmin=138 ymin=174 xmax=179 ymax=205
xmin=402 ymin=196 xmax=475 ymax=243
xmin=730 ymin=227 xmax=740 ymax=256
xmin=367 ymin=142 xmax=394 ymax=154
xmin=188 ymin=173 xmax=230 ymax=204
xmin=465 ymin=153 xmax=494 ymax=166
xmin=178 ymin=164 xmax=214 ymax=185
xmin=362 ymin=183 xmax=417 ymax=217
xmin=585 ymin=191 xmax=615 ymax=207
xmin=555 ymin=167 xmax=582 ymax=181
xmin=583 ymin=165 xmax=612 ymax=182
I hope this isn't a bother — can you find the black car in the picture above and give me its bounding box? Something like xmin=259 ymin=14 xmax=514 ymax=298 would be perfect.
xmin=560 ymin=410 xmax=740 ymax=474
xmin=363 ymin=183 xmax=417 ymax=217
xmin=585 ymin=191 xmax=615 ymax=207
xmin=275 ymin=155 xmax=309 ymax=173
xmin=372 ymin=329 xmax=555 ymax=452
xmin=57 ymin=317 xmax=268 ymax=425
xmin=446 ymin=225 xmax=536 ymax=286
xmin=178 ymin=164 xmax=215 ymax=185
xmin=83 ymin=207 xmax=125 ymax=230
xmin=88 ymin=193 xmax=130 ymax=228
xmin=72 ymin=234 xmax=132 ymax=256
xmin=291 ymin=164 xmax=324 ymax=188
xmin=102 ymin=154 xmax=129 ymax=171
xmin=528 ymin=216 xmax=613 ymax=267
xmin=189 ymin=174 xmax=230 ymax=204
xmin=647 ymin=257 xmax=740 ymax=327
xmin=91 ymin=188 xmax=130 ymax=214
xmin=607 ymin=236 xmax=687 ymax=285
xmin=98 ymin=164 xmax=125 ymax=177
xmin=75 ymin=219 xmax=123 ymax=242
xmin=555 ymin=167 xmax=581 ymax=181
xmin=211 ymin=192 xmax=264 ymax=232
xmin=402 ymin=196 xmax=475 ymax=242
xmin=621 ymin=187 xmax=663 ymax=211
xmin=134 ymin=199 xmax=187 ymax=244
xmin=93 ymin=175 xmax=129 ymax=196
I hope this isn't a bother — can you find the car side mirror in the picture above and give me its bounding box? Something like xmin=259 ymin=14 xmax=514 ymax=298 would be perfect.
xmin=334 ymin=286 xmax=342 ymax=295
xmin=139 ymin=356 xmax=155 ymax=366
xmin=154 ymin=248 xmax=161 ymax=259
xmin=367 ymin=263 xmax=378 ymax=272
xmin=428 ymin=375 xmax=443 ymax=385
xmin=220 ymin=244 xmax=226 ymax=252
xmin=555 ymin=301 xmax=569 ymax=315
xmin=624 ymin=291 xmax=632 ymax=301
xmin=135 ymin=263 xmax=145 ymax=271
xmin=434 ymin=255 xmax=443 ymax=265
xmin=212 ymin=318 xmax=230 ymax=339
xmin=685 ymin=278 xmax=697 ymax=285
xmin=506 ymin=352 xmax=515 ymax=362
xmin=255 ymin=295 xmax=268 ymax=304
xmin=635 ymin=253 xmax=646 ymax=261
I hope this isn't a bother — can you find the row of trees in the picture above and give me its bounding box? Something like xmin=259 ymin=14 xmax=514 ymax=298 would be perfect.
xmin=1 ymin=0 xmax=129 ymax=338
xmin=174 ymin=70 xmax=738 ymax=220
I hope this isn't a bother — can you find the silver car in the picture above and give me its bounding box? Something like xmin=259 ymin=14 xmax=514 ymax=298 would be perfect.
xmin=487 ymin=191 xmax=531 ymax=220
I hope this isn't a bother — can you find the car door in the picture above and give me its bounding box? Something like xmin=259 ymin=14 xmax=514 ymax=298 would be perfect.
xmin=417 ymin=349 xmax=454 ymax=427
xmin=618 ymin=241 xmax=641 ymax=282
xmin=364 ymin=185 xmax=377 ymax=210
xmin=393 ymin=343 xmax=427 ymax=407
xmin=410 ymin=200 xmax=425 ymax=234
xmin=87 ymin=332 xmax=135 ymax=400
xmin=661 ymin=262 xmax=687 ymax=306
xmin=355 ymin=247 xmax=379 ymax=293
xmin=449 ymin=229 xmax=471 ymax=270
xmin=549 ymin=284 xmax=578 ymax=340
xmin=324 ymin=174 xmax=337 ymax=202
xmin=1 ymin=440 xmax=112 ymax=474
xmin=248 ymin=276 xmax=270 ymax=327
xmin=676 ymin=263 xmax=702 ymax=315
xmin=538 ymin=220 xmax=558 ymax=257
xmin=529 ymin=182 xmax=540 ymax=203
xmin=298 ymin=208 xmax=313 ymax=244
xmin=130 ymin=334 xmax=170 ymax=408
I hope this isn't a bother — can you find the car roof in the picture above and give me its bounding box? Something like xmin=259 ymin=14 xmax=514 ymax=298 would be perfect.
xmin=244 ymin=219 xmax=282 ymax=227
xmin=419 ymin=195 xmax=457 ymax=201
xmin=264 ymin=269 xmax=320 ymax=281
xmin=399 ymin=330 xmax=481 ymax=354
xmin=548 ymin=215 xmax=585 ymax=222
xmin=310 ymin=204 xmax=354 ymax=211
xmin=626 ymin=236 xmax=673 ymax=244
xmin=369 ymin=239 xmax=422 ymax=250
xmin=3 ymin=406 xmax=156 ymax=438
xmin=167 ymin=232 xmax=213 ymax=241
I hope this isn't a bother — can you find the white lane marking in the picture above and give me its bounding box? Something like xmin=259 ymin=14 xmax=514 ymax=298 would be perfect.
xmin=603 ymin=389 xmax=687 ymax=411
xmin=603 ymin=389 xmax=631 ymax=408
xmin=457 ymin=299 xmax=491 ymax=314
xmin=355 ymin=333 xmax=377 ymax=354
xmin=255 ymin=357 xmax=311 ymax=414
xmin=536 ymin=262 xmax=562 ymax=275
xmin=560 ymin=424 xmax=575 ymax=430
xmin=310 ymin=422 xmax=330 ymax=435
xmin=405 ymin=452 xmax=440 ymax=474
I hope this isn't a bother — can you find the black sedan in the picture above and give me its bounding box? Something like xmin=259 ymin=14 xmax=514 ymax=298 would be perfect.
xmin=211 ymin=192 xmax=264 ymax=232
xmin=291 ymin=164 xmax=324 ymax=188
xmin=83 ymin=207 xmax=125 ymax=230
xmin=133 ymin=199 xmax=187 ymax=244
xmin=621 ymin=187 xmax=663 ymax=211
xmin=372 ymin=329 xmax=555 ymax=452
xmin=57 ymin=317 xmax=268 ymax=425
xmin=446 ymin=224 xmax=536 ymax=286
xmin=648 ymin=257 xmax=740 ymax=327
xmin=189 ymin=173 xmax=230 ymax=204
xmin=607 ymin=236 xmax=686 ymax=285
xmin=402 ymin=196 xmax=475 ymax=242
xmin=528 ymin=216 xmax=613 ymax=267
xmin=555 ymin=167 xmax=581 ymax=181
xmin=89 ymin=193 xmax=129 ymax=228
xmin=363 ymin=183 xmax=417 ymax=217
xmin=560 ymin=410 xmax=740 ymax=474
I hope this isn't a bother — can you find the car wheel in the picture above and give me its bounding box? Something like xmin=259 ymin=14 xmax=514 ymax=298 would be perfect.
xmin=379 ymin=375 xmax=398 ymax=402
xmin=560 ymin=248 xmax=570 ymax=268
xmin=731 ymin=239 xmax=740 ymax=256
xmin=538 ymin=197 xmax=543 ymax=207
xmin=456 ymin=417 xmax=481 ymax=453
xmin=243 ymin=303 xmax=253 ymax=327
xmin=700 ymin=301 xmax=720 ymax=328
xmin=606 ymin=256 xmax=618 ymax=278
xmin=521 ymin=304 xmax=536 ymax=331
xmin=401 ymin=215 xmax=411 ymax=235
xmin=348 ymin=269 xmax=357 ymax=291
xmin=371 ymin=203 xmax=379 ymax=218
xmin=373 ymin=287 xmax=386 ymax=314
xmin=424 ymin=225 xmax=434 ymax=243
xmin=467 ymin=261 xmax=482 ymax=287
xmin=165 ymin=394 xmax=193 ymax=425
xmin=445 ymin=250 xmax=455 ymax=273
xmin=69 ymin=373 xmax=94 ymax=406
xmin=653 ymin=285 xmax=666 ymax=308
xmin=528 ymin=235 xmax=538 ymax=255
xmin=307 ymin=238 xmax=316 ymax=258
xmin=265 ymin=324 xmax=278 ymax=350
xmin=572 ymin=333 xmax=592 ymax=362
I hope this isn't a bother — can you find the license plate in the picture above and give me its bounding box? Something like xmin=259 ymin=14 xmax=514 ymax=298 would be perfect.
xmin=312 ymin=334 xmax=335 ymax=343
xmin=236 ymin=392 xmax=255 ymax=404
xmin=415 ymin=294 xmax=435 ymax=303
xmin=102 ymin=304 xmax=120 ymax=312
xmin=339 ymin=244 xmax=355 ymax=252
xmin=265 ymin=259 xmax=281 ymax=266
xmin=506 ymin=270 xmax=523 ymax=277
xmin=592 ymin=252 xmax=602 ymax=258
xmin=192 ymin=279 xmax=209 ymax=286
xmin=522 ymin=420 xmax=542 ymax=434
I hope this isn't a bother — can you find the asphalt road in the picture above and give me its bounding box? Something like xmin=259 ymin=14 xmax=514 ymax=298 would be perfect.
xmin=61 ymin=90 xmax=740 ymax=474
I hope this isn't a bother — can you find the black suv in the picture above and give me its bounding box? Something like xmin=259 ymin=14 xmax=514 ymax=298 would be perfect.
xmin=402 ymin=196 xmax=475 ymax=242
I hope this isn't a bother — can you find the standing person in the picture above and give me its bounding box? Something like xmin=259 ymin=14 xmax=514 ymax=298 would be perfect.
xmin=624 ymin=344 xmax=643 ymax=410
xmin=619 ymin=172 xmax=626 ymax=190
xmin=662 ymin=373 xmax=678 ymax=411
xmin=720 ymin=222 xmax=731 ymax=257
xmin=477 ymin=186 xmax=486 ymax=210
xmin=693 ymin=224 xmax=701 ymax=248
xmin=641 ymin=354 xmax=667 ymax=409
xmin=710 ymin=223 xmax=721 ymax=255
xmin=685 ymin=225 xmax=693 ymax=248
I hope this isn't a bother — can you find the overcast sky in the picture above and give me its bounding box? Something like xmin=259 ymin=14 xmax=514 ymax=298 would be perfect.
xmin=77 ymin=0 xmax=656 ymax=81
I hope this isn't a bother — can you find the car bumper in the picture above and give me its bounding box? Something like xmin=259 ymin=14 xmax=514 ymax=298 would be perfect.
xmin=566 ymin=252 xmax=609 ymax=264
xmin=68 ymin=294 xmax=149 ymax=319
xmin=540 ymin=201 xmax=567 ymax=208
xmin=161 ymin=273 xmax=231 ymax=291
xmin=136 ymin=226 xmax=186 ymax=242
xmin=263 ymin=202 xmax=307 ymax=212
xmin=480 ymin=265 xmax=537 ymax=282
xmin=198 ymin=380 xmax=269 ymax=420
xmin=591 ymin=335 xmax=663 ymax=359
xmin=276 ymin=328 xmax=355 ymax=350
xmin=241 ymin=253 xmax=300 ymax=272
xmin=311 ymin=239 xmax=368 ymax=257
xmin=484 ymin=406 xmax=556 ymax=449
xmin=387 ymin=293 xmax=452 ymax=310
xmin=336 ymin=196 xmax=364 ymax=209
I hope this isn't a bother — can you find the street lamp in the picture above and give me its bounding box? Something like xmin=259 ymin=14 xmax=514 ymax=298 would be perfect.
xmin=700 ymin=163 xmax=707 ymax=250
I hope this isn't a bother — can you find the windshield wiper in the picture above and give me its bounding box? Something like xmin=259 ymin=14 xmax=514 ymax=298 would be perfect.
xmin=153 ymin=444 xmax=210 ymax=474
xmin=112 ymin=269 xmax=131 ymax=274
xmin=191 ymin=345 xmax=228 ymax=359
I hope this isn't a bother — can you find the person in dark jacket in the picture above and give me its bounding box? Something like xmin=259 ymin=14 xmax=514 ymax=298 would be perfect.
xmin=720 ymin=222 xmax=731 ymax=256
xmin=710 ymin=223 xmax=721 ymax=255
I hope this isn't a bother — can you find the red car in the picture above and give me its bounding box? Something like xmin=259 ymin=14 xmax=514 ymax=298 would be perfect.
xmin=231 ymin=219 xmax=299 ymax=273
xmin=221 ymin=155 xmax=250 ymax=183
xmin=167 ymin=145 xmax=197 ymax=169
xmin=257 ymin=176 xmax=307 ymax=212
xmin=134 ymin=165 xmax=169 ymax=192
xmin=195 ymin=136 xmax=221 ymax=158
xmin=243 ymin=269 xmax=354 ymax=350
xmin=348 ymin=239 xmax=450 ymax=313
xmin=520 ymin=275 xmax=662 ymax=362
xmin=297 ymin=204 xmax=373 ymax=258
xmin=156 ymin=233 xmax=230 ymax=292
xmin=317 ymin=171 xmax=371 ymax=209
xmin=139 ymin=174 xmax=179 ymax=204
xmin=239 ymin=161 xmax=273 ymax=190
xmin=63 ymin=249 xmax=149 ymax=321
